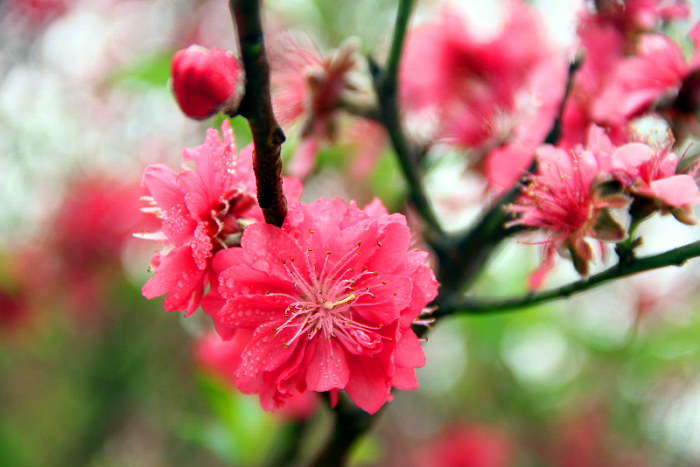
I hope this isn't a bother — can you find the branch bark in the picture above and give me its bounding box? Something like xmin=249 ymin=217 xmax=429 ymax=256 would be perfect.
xmin=230 ymin=0 xmax=287 ymax=227
xmin=371 ymin=0 xmax=444 ymax=239
xmin=436 ymin=239 xmax=700 ymax=316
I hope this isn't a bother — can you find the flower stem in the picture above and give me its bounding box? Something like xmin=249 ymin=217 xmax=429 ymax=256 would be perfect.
xmin=229 ymin=0 xmax=287 ymax=227
xmin=435 ymin=239 xmax=700 ymax=316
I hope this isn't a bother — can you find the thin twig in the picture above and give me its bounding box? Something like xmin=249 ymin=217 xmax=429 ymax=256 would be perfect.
xmin=436 ymin=239 xmax=700 ymax=317
xmin=371 ymin=0 xmax=444 ymax=238
xmin=230 ymin=0 xmax=287 ymax=227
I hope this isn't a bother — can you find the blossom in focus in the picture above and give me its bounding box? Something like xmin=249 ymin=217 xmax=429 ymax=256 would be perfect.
xmin=417 ymin=425 xmax=514 ymax=467
xmin=508 ymin=143 xmax=628 ymax=288
xmin=207 ymin=198 xmax=438 ymax=413
xmin=270 ymin=35 xmax=373 ymax=178
xmin=194 ymin=330 xmax=319 ymax=421
xmin=170 ymin=45 xmax=245 ymax=120
xmin=590 ymin=126 xmax=700 ymax=223
xmin=136 ymin=120 xmax=302 ymax=316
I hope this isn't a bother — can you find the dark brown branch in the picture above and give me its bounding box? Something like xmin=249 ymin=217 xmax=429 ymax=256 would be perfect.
xmin=436 ymin=239 xmax=700 ymax=316
xmin=230 ymin=0 xmax=287 ymax=227
xmin=436 ymin=56 xmax=583 ymax=291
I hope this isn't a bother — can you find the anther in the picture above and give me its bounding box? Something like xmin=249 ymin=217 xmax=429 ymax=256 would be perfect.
xmin=309 ymin=228 xmax=315 ymax=233
xmin=382 ymin=280 xmax=386 ymax=284
xmin=393 ymin=292 xmax=397 ymax=296
xmin=357 ymin=241 xmax=362 ymax=246
xmin=377 ymin=241 xmax=382 ymax=246
xmin=308 ymin=248 xmax=313 ymax=252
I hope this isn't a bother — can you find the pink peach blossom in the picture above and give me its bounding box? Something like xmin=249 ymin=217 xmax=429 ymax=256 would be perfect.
xmin=593 ymin=24 xmax=700 ymax=126
xmin=400 ymin=1 xmax=550 ymax=151
xmin=207 ymin=198 xmax=438 ymax=414
xmin=508 ymin=144 xmax=628 ymax=288
xmin=137 ymin=120 xmax=302 ymax=315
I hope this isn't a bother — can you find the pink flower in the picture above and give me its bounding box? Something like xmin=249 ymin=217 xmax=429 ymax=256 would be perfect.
xmin=270 ymin=36 xmax=368 ymax=178
xmin=417 ymin=425 xmax=514 ymax=467
xmin=400 ymin=1 xmax=550 ymax=150
xmin=137 ymin=120 xmax=302 ymax=316
xmin=170 ymin=45 xmax=244 ymax=120
xmin=558 ymin=14 xmax=629 ymax=149
xmin=593 ymin=24 xmax=700 ymax=126
xmin=194 ymin=330 xmax=319 ymax=421
xmin=593 ymin=127 xmax=700 ymax=221
xmin=207 ymin=198 xmax=438 ymax=414
xmin=587 ymin=0 xmax=689 ymax=38
xmin=508 ymin=144 xmax=628 ymax=288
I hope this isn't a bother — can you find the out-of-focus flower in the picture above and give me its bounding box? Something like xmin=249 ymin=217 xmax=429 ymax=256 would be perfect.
xmin=587 ymin=0 xmax=689 ymax=39
xmin=559 ymin=12 xmax=628 ymax=149
xmin=508 ymin=143 xmax=628 ymax=288
xmin=0 ymin=288 xmax=31 ymax=336
xmin=593 ymin=24 xmax=700 ymax=131
xmin=32 ymin=174 xmax=157 ymax=317
xmin=345 ymin=119 xmax=388 ymax=179
xmin=3 ymin=0 xmax=70 ymax=28
xmin=270 ymin=35 xmax=374 ymax=178
xmin=170 ymin=45 xmax=245 ymax=120
xmin=137 ymin=120 xmax=302 ymax=316
xmin=206 ymin=198 xmax=438 ymax=413
xmin=416 ymin=425 xmax=514 ymax=467
xmin=400 ymin=1 xmax=551 ymax=153
xmin=194 ymin=330 xmax=319 ymax=421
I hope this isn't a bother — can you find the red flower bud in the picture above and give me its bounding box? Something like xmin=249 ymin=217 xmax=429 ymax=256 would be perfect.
xmin=170 ymin=45 xmax=244 ymax=120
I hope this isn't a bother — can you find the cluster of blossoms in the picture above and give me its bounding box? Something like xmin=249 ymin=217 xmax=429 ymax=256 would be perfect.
xmin=138 ymin=119 xmax=437 ymax=413
xmin=137 ymin=0 xmax=700 ymax=416
xmin=508 ymin=125 xmax=700 ymax=288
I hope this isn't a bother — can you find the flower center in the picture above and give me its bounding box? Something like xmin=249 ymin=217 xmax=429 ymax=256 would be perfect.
xmin=269 ymin=234 xmax=392 ymax=356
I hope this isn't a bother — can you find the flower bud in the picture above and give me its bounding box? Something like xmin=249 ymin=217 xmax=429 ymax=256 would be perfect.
xmin=170 ymin=45 xmax=244 ymax=120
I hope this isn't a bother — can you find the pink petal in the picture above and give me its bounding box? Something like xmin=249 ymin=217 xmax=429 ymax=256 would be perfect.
xmin=141 ymin=164 xmax=184 ymax=211
xmin=142 ymin=246 xmax=206 ymax=314
xmin=288 ymin=137 xmax=319 ymax=179
xmin=161 ymin=204 xmax=197 ymax=245
xmin=394 ymin=329 xmax=426 ymax=369
xmin=391 ymin=367 xmax=418 ymax=390
xmin=612 ymin=143 xmax=656 ymax=174
xmin=651 ymin=175 xmax=700 ymax=207
xmin=305 ymin=338 xmax=350 ymax=392
xmin=218 ymin=294 xmax=289 ymax=329
xmin=344 ymin=355 xmax=391 ymax=414
xmin=236 ymin=322 xmax=302 ymax=380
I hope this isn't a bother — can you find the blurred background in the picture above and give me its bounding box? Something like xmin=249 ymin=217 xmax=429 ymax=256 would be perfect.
xmin=4 ymin=0 xmax=700 ymax=466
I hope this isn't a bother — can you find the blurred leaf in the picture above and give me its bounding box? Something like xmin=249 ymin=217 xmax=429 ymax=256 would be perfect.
xmin=193 ymin=375 xmax=278 ymax=465
xmin=371 ymin=150 xmax=406 ymax=211
xmin=348 ymin=434 xmax=381 ymax=466
xmin=111 ymin=53 xmax=173 ymax=87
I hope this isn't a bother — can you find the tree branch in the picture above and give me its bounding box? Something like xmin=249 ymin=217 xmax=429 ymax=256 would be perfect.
xmin=308 ymin=394 xmax=378 ymax=467
xmin=435 ymin=239 xmax=700 ymax=317
xmin=230 ymin=0 xmax=287 ymax=227
xmin=371 ymin=0 xmax=444 ymax=238
xmin=436 ymin=56 xmax=583 ymax=291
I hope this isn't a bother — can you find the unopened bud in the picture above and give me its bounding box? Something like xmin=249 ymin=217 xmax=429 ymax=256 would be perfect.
xmin=170 ymin=45 xmax=244 ymax=120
